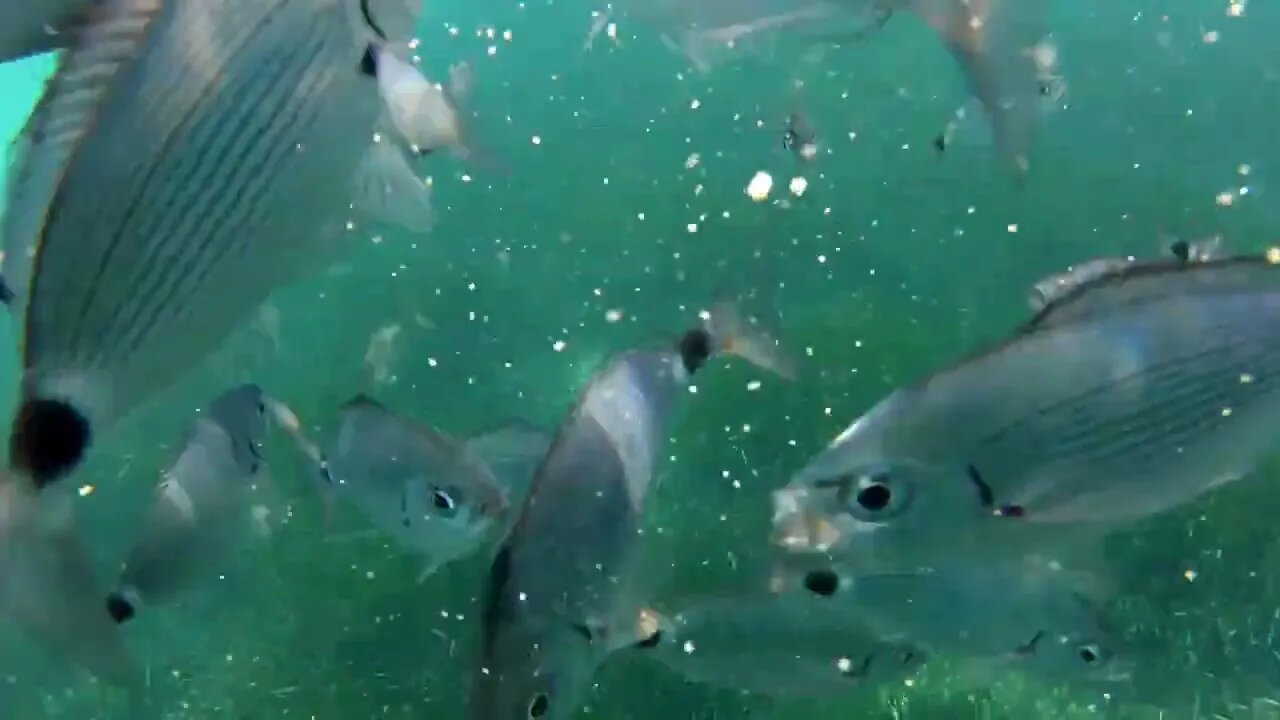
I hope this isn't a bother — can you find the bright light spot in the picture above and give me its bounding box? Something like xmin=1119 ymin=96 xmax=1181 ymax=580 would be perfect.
xmin=552 ymin=340 xmax=567 ymax=352
xmin=747 ymin=171 xmax=773 ymax=202
xmin=789 ymin=176 xmax=808 ymax=197
xmin=78 ymin=484 xmax=95 ymax=497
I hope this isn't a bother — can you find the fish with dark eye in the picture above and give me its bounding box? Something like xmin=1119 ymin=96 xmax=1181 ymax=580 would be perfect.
xmin=782 ymin=559 xmax=1129 ymax=685
xmin=106 ymin=384 xmax=274 ymax=623
xmin=782 ymin=109 xmax=819 ymax=162
xmin=275 ymin=395 xmax=545 ymax=582
xmin=470 ymin=300 xmax=795 ymax=720
xmin=630 ymin=590 xmax=925 ymax=697
xmin=773 ymin=250 xmax=1280 ymax=572
xmin=1 ymin=0 xmax=426 ymax=489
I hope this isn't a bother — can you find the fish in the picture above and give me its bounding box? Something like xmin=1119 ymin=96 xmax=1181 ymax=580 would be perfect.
xmin=1 ymin=0 xmax=418 ymax=488
xmin=0 ymin=478 xmax=141 ymax=693
xmin=782 ymin=108 xmax=819 ymax=162
xmin=630 ymin=591 xmax=925 ymax=697
xmin=932 ymin=35 xmax=1064 ymax=163
xmin=106 ymin=385 xmax=272 ymax=624
xmin=368 ymin=44 xmax=497 ymax=167
xmin=0 ymin=0 xmax=98 ymax=63
xmin=470 ymin=301 xmax=795 ymax=720
xmin=281 ymin=395 xmax=515 ymax=581
xmin=363 ymin=322 xmax=404 ymax=386
xmin=784 ymin=560 xmax=1128 ymax=684
xmin=773 ymin=251 xmax=1280 ymax=572
xmin=909 ymin=0 xmax=1049 ymax=174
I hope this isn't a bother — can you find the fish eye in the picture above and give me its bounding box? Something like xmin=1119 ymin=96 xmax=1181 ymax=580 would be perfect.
xmin=1078 ymin=643 xmax=1102 ymax=664
xmin=527 ymin=693 xmax=549 ymax=719
xmin=835 ymin=469 xmax=912 ymax=521
xmin=430 ymin=487 xmax=458 ymax=515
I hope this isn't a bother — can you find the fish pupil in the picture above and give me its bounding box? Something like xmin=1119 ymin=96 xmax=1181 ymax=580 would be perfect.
xmin=803 ymin=569 xmax=840 ymax=597
xmin=528 ymin=693 xmax=550 ymax=718
xmin=1079 ymin=645 xmax=1099 ymax=663
xmin=855 ymin=483 xmax=891 ymax=511
xmin=432 ymin=489 xmax=455 ymax=511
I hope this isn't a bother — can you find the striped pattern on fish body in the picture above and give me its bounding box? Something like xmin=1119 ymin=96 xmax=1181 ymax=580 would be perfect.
xmin=782 ymin=255 xmax=1280 ymax=567
xmin=5 ymin=0 xmax=382 ymax=484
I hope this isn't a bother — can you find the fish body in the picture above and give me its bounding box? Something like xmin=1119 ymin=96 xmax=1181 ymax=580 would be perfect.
xmin=790 ymin=562 xmax=1125 ymax=683
xmin=472 ymin=304 xmax=794 ymax=720
xmin=3 ymin=0 xmax=394 ymax=486
xmin=909 ymin=0 xmax=1048 ymax=174
xmin=0 ymin=0 xmax=96 ymax=63
xmin=775 ymin=255 xmax=1280 ymax=570
xmin=634 ymin=591 xmax=925 ymax=697
xmin=107 ymin=385 xmax=270 ymax=623
xmin=320 ymin=395 xmax=510 ymax=579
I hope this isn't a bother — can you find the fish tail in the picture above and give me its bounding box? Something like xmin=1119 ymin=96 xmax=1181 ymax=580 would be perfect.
xmin=702 ymin=299 xmax=798 ymax=380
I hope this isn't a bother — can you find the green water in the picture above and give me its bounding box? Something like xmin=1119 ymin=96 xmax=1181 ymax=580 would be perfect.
xmin=3 ymin=0 xmax=1280 ymax=717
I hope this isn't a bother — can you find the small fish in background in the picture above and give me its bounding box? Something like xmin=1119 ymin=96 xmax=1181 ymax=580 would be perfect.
xmin=106 ymin=385 xmax=274 ymax=624
xmin=782 ymin=107 xmax=819 ymax=162
xmin=630 ymin=591 xmax=926 ymax=697
xmin=933 ymin=34 xmax=1066 ymax=160
xmin=274 ymin=395 xmax=535 ymax=582
xmin=910 ymin=0 xmax=1049 ymax=175
xmin=0 ymin=0 xmax=97 ymax=63
xmin=782 ymin=559 xmax=1129 ymax=685
xmin=772 ymin=247 xmax=1280 ymax=573
xmin=2 ymin=0 xmax=415 ymax=489
xmin=363 ymin=322 xmax=403 ymax=387
xmin=0 ymin=478 xmax=142 ymax=696
xmin=368 ymin=44 xmax=504 ymax=171
xmin=471 ymin=300 xmax=796 ymax=720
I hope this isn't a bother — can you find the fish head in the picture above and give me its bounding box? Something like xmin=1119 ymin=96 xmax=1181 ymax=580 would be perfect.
xmin=773 ymin=456 xmax=987 ymax=570
xmin=471 ymin=591 xmax=597 ymax=719
xmin=206 ymin=385 xmax=269 ymax=474
xmin=410 ymin=461 xmax=509 ymax=536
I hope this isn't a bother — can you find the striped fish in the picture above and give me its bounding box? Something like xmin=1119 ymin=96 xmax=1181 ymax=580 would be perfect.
xmin=2 ymin=0 xmax=408 ymax=488
xmin=774 ymin=252 xmax=1280 ymax=572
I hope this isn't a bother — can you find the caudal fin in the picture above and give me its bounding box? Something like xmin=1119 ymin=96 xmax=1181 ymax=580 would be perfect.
xmin=702 ymin=299 xmax=798 ymax=380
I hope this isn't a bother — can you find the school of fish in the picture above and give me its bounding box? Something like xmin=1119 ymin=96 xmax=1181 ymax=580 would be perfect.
xmin=0 ymin=0 xmax=1271 ymax=718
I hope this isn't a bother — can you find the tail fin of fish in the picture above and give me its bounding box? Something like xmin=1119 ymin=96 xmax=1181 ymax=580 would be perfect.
xmin=262 ymin=397 xmax=336 ymax=533
xmin=701 ymin=299 xmax=798 ymax=380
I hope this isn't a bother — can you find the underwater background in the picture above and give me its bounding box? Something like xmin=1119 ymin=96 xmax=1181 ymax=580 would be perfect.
xmin=3 ymin=0 xmax=1280 ymax=717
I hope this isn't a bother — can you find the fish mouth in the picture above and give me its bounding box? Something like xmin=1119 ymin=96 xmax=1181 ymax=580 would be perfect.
xmin=770 ymin=487 xmax=841 ymax=552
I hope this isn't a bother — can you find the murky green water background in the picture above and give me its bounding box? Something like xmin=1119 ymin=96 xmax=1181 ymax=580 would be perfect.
xmin=3 ymin=0 xmax=1280 ymax=717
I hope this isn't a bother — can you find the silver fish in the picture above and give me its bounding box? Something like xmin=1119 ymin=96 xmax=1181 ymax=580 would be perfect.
xmin=316 ymin=395 xmax=511 ymax=581
xmin=909 ymin=0 xmax=1048 ymax=175
xmin=471 ymin=303 xmax=794 ymax=720
xmin=787 ymin=561 xmax=1127 ymax=684
xmin=632 ymin=591 xmax=925 ymax=697
xmin=0 ymin=0 xmax=97 ymax=63
xmin=1 ymin=0 xmax=409 ymax=487
xmin=774 ymin=253 xmax=1280 ymax=571
xmin=107 ymin=384 xmax=271 ymax=623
